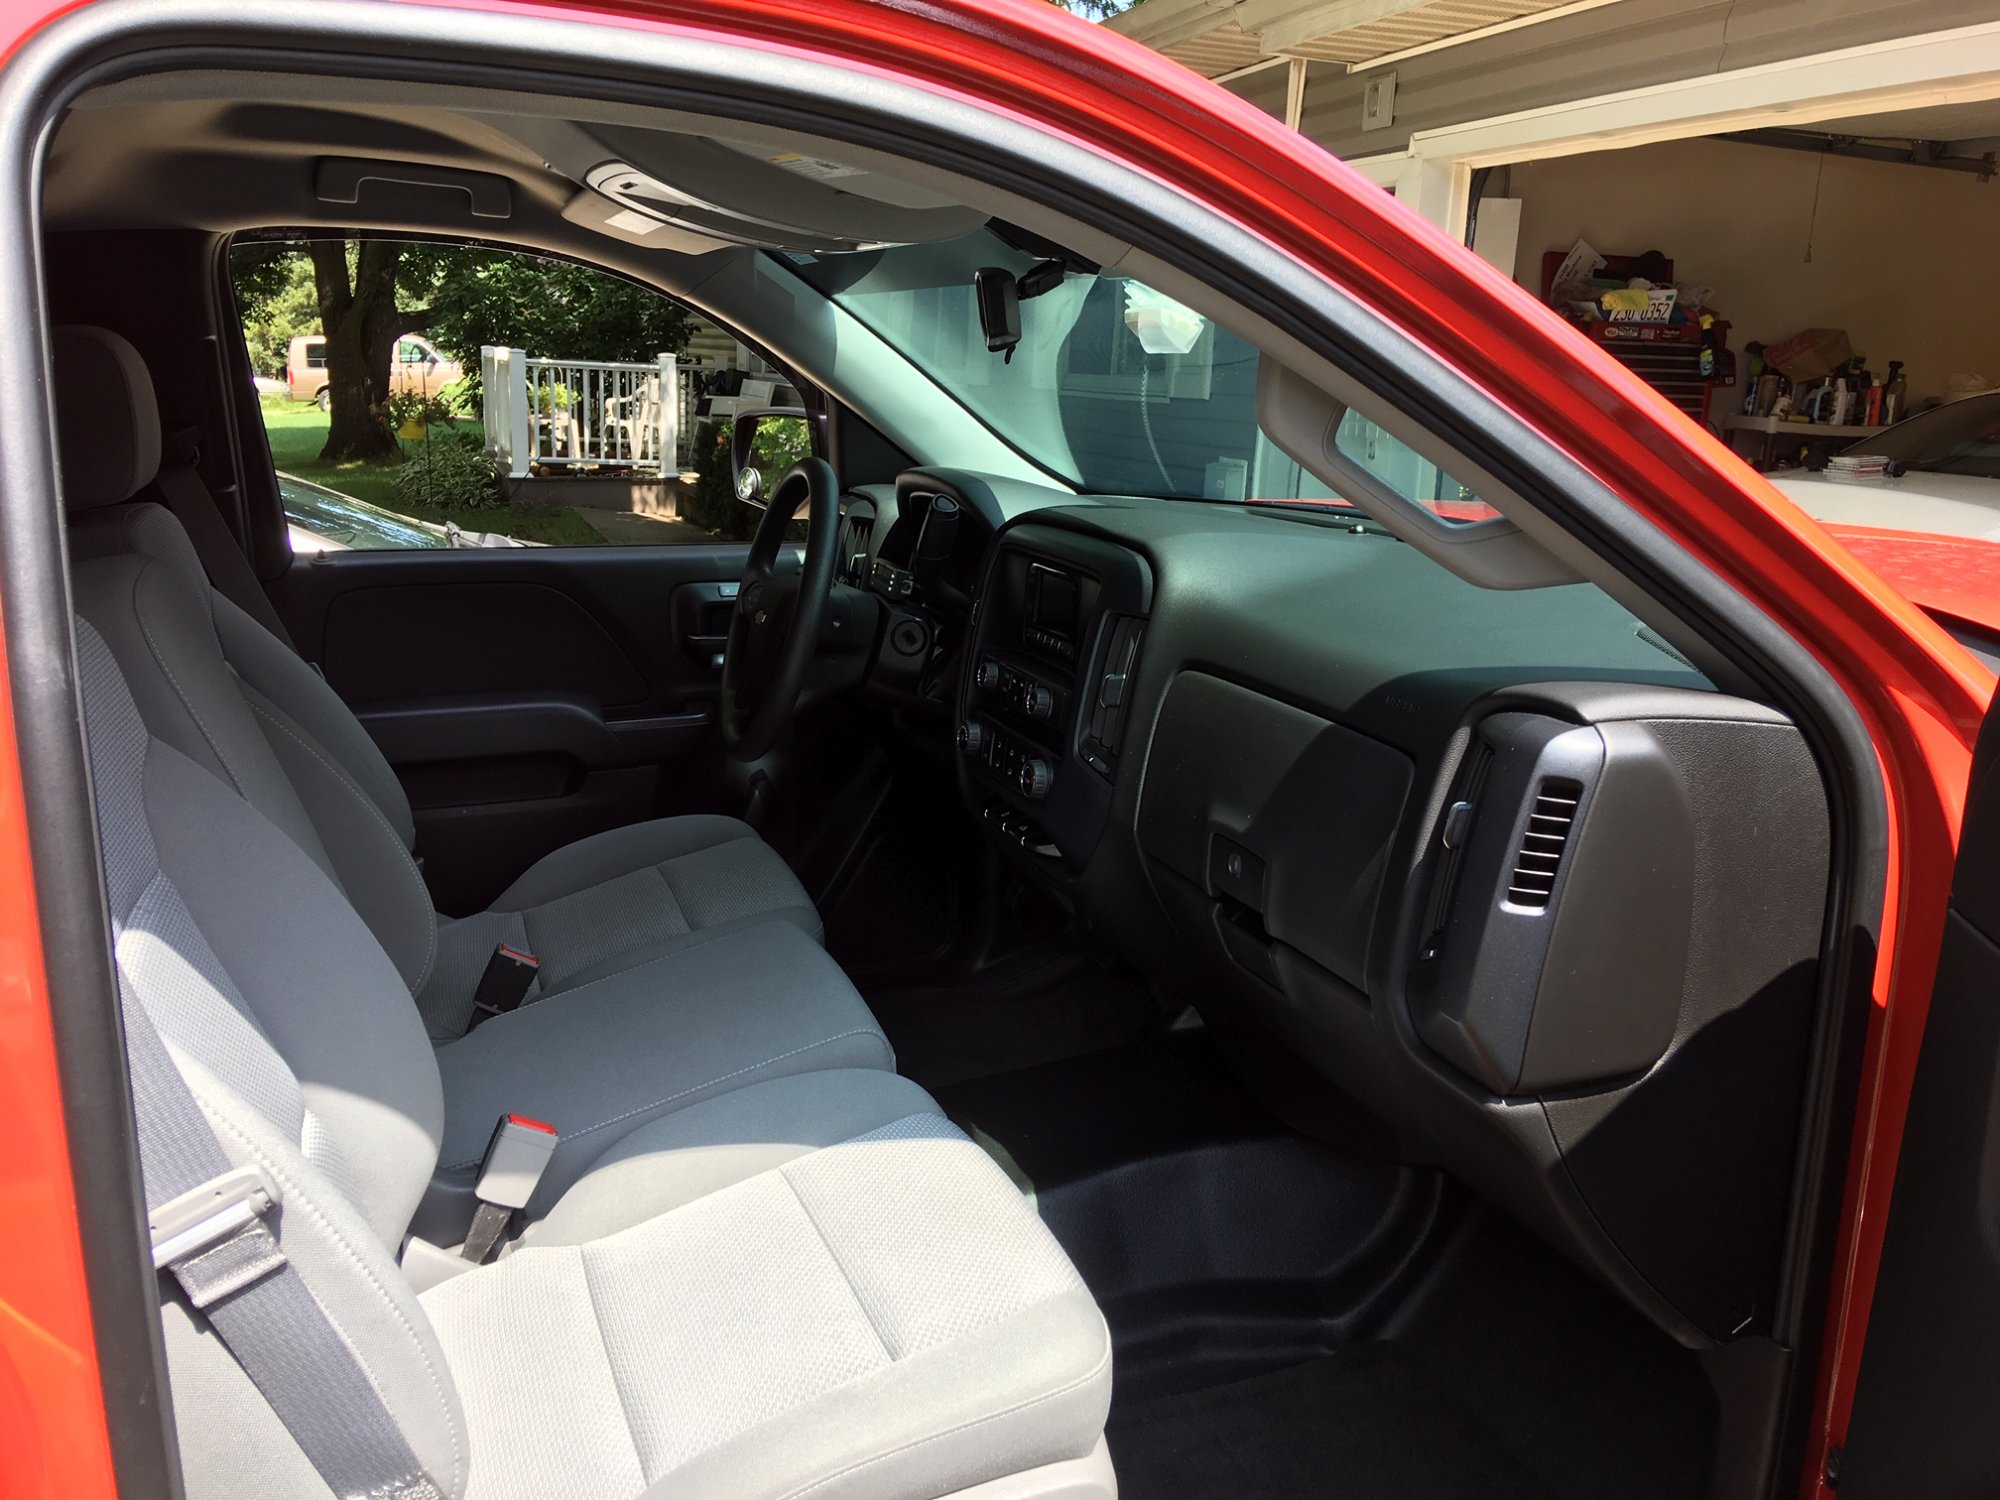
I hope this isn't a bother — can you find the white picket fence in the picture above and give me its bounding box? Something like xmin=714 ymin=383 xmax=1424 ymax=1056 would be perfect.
xmin=481 ymin=346 xmax=700 ymax=479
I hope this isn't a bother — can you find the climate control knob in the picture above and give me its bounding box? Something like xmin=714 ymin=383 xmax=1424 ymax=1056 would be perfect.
xmin=957 ymin=720 xmax=987 ymax=756
xmin=1024 ymin=684 xmax=1056 ymax=721
xmin=1017 ymin=757 xmax=1053 ymax=801
xmin=975 ymin=660 xmax=1003 ymax=692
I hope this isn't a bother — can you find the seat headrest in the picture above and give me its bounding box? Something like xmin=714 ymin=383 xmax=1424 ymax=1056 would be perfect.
xmin=53 ymin=325 xmax=162 ymax=511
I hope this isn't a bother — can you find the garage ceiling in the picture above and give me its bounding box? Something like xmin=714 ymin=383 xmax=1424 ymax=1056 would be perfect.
xmin=1105 ymin=0 xmax=1598 ymax=79
xmin=1804 ymin=97 xmax=2000 ymax=150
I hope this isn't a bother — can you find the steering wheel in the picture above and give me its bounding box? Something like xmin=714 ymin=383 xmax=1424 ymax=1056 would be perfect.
xmin=720 ymin=457 xmax=841 ymax=761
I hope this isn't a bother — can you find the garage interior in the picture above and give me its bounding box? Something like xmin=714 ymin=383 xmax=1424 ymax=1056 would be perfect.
xmin=1491 ymin=99 xmax=2000 ymax=470
xmin=1109 ymin=0 xmax=2000 ymax=475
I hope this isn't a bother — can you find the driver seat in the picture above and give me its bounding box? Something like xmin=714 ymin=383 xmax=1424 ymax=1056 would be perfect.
xmin=55 ymin=325 xmax=821 ymax=1037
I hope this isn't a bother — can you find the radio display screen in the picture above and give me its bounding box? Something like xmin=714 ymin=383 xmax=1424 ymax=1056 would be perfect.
xmin=1026 ymin=564 xmax=1080 ymax=645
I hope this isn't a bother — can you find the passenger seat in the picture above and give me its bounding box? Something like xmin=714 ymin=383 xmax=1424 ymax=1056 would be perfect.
xmin=57 ymin=326 xmax=895 ymax=1224
xmin=54 ymin=325 xmax=819 ymax=1039
xmin=76 ymin=616 xmax=1115 ymax=1499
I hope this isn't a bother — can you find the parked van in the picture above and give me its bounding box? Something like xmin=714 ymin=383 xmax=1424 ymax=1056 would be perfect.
xmin=284 ymin=332 xmax=464 ymax=409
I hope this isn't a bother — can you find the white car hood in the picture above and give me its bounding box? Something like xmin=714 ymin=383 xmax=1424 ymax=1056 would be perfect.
xmin=1771 ymin=469 xmax=2000 ymax=541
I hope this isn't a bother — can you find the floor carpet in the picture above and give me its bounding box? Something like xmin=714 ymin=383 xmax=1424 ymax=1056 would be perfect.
xmin=1108 ymin=1345 xmax=1554 ymax=1500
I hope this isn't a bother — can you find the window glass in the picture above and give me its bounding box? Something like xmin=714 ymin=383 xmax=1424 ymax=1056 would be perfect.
xmin=230 ymin=238 xmax=802 ymax=549
xmin=786 ymin=232 xmax=1494 ymax=521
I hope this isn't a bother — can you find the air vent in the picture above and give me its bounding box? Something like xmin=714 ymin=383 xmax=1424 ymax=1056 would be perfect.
xmin=1506 ymin=779 xmax=1581 ymax=910
xmin=838 ymin=513 xmax=874 ymax=586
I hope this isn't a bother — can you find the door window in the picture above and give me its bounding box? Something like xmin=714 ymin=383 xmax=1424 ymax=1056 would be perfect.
xmin=231 ymin=237 xmax=807 ymax=549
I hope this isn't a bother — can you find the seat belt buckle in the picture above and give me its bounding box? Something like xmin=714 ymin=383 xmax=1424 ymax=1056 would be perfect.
xmin=467 ymin=944 xmax=539 ymax=1028
xmin=149 ymin=1165 xmax=280 ymax=1270
xmin=463 ymin=1114 xmax=557 ymax=1262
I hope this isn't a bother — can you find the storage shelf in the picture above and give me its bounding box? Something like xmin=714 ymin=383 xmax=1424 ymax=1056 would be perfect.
xmin=1720 ymin=413 xmax=1881 ymax=439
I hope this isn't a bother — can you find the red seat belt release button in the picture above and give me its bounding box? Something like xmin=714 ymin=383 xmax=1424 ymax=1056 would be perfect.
xmin=476 ymin=1114 xmax=558 ymax=1211
xmin=463 ymin=1114 xmax=558 ymax=1263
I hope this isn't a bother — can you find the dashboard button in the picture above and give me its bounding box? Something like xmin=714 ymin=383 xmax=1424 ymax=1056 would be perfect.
xmin=1441 ymin=799 xmax=1473 ymax=850
xmin=1208 ymin=836 xmax=1266 ymax=909
xmin=957 ymin=721 xmax=987 ymax=756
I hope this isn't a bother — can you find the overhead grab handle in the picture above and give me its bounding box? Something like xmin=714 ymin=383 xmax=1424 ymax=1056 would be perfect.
xmin=315 ymin=157 xmax=513 ymax=220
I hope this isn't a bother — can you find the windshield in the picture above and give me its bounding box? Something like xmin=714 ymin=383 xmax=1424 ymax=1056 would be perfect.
xmin=1845 ymin=392 xmax=2000 ymax=478
xmin=782 ymin=231 xmax=1494 ymax=518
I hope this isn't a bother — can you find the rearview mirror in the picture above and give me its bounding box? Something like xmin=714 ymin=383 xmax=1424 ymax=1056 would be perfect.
xmin=974 ymin=267 xmax=1021 ymax=358
xmin=730 ymin=407 xmax=813 ymax=509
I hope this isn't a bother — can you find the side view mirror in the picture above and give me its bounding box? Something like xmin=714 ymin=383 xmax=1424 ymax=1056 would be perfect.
xmin=730 ymin=407 xmax=814 ymax=509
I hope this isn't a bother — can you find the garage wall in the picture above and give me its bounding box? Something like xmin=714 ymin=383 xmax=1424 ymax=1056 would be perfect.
xmin=1509 ymin=136 xmax=2000 ymax=403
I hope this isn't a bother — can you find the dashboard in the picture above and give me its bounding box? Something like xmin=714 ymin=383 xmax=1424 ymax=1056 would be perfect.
xmin=849 ymin=466 xmax=1832 ymax=1352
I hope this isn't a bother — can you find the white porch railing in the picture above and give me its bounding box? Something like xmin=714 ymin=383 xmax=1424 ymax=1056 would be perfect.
xmin=482 ymin=346 xmax=699 ymax=479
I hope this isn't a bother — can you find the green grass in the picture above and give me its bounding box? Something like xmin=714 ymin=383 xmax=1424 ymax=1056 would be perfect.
xmin=258 ymin=399 xmax=604 ymax=546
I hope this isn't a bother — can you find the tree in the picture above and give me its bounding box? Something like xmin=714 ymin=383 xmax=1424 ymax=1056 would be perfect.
xmin=410 ymin=245 xmax=694 ymax=387
xmin=230 ymin=238 xmax=697 ymax=462
xmin=1046 ymin=0 xmax=1139 ymax=17
xmin=233 ymin=247 xmax=318 ymax=376
xmin=307 ymin=239 xmax=431 ymax=462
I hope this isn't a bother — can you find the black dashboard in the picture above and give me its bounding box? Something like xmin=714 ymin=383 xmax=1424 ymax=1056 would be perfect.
xmin=852 ymin=467 xmax=1832 ymax=1352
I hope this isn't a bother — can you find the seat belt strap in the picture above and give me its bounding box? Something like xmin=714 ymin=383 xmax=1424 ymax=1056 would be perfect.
xmin=122 ymin=984 xmax=446 ymax=1500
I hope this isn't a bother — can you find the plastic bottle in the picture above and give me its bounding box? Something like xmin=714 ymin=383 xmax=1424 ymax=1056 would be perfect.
xmin=1881 ymin=361 xmax=1908 ymax=425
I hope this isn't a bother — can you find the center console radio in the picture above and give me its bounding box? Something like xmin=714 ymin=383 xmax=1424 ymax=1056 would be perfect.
xmin=958 ymin=525 xmax=1151 ymax=865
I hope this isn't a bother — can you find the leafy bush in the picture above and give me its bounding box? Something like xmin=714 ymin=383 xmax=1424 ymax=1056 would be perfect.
xmin=393 ymin=432 xmax=506 ymax=511
xmin=749 ymin=414 xmax=811 ymax=475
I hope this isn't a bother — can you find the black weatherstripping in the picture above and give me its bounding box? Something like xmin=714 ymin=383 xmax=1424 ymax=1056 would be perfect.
xmin=0 ymin=23 xmax=188 ymax=1500
xmin=1839 ymin=697 xmax=2000 ymax=1498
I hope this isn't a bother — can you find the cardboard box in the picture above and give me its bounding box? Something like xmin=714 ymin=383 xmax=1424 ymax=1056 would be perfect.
xmin=1764 ymin=328 xmax=1853 ymax=384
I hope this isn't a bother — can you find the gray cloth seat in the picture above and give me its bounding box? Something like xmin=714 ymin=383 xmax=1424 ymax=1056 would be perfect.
xmin=430 ymin=1067 xmax=1110 ymax=1500
xmin=56 ymin=324 xmax=894 ymax=1232
xmin=431 ymin=921 xmax=894 ymax=1215
xmin=75 ymin=617 xmax=1113 ymax=1500
xmin=64 ymin=507 xmax=895 ymax=1200
xmin=53 ymin=324 xmax=820 ymax=1038
xmin=419 ymin=814 xmax=821 ymax=1037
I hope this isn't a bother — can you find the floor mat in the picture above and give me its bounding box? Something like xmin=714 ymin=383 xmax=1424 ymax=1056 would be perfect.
xmin=867 ymin=952 xmax=1156 ymax=1089
xmin=1108 ymin=1345 xmax=1554 ymax=1500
